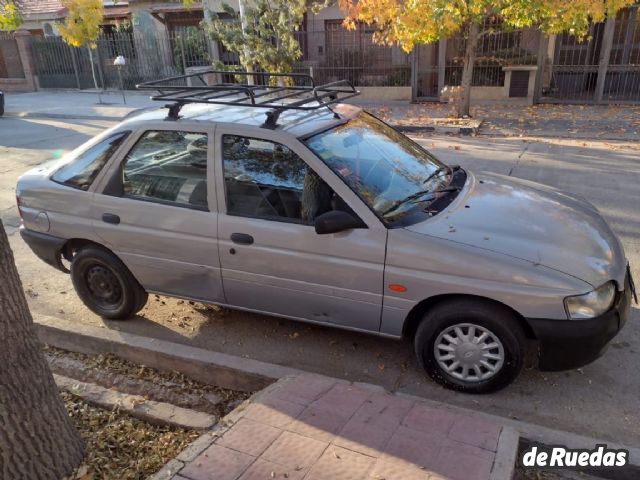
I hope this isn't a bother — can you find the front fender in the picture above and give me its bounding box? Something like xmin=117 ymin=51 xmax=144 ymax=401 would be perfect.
xmin=380 ymin=229 xmax=590 ymax=337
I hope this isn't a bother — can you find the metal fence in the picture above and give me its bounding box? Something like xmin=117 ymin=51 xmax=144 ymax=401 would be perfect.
xmin=542 ymin=23 xmax=604 ymax=102
xmin=25 ymin=9 xmax=640 ymax=104
xmin=294 ymin=24 xmax=411 ymax=87
xmin=445 ymin=18 xmax=539 ymax=88
xmin=604 ymin=5 xmax=640 ymax=102
xmin=31 ymin=29 xmax=212 ymax=90
xmin=541 ymin=5 xmax=640 ymax=103
xmin=30 ymin=24 xmax=411 ymax=90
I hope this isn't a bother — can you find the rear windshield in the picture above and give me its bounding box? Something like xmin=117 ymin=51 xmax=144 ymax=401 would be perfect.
xmin=51 ymin=132 xmax=129 ymax=191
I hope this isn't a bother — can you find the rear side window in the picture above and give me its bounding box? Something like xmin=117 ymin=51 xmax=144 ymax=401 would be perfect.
xmin=121 ymin=130 xmax=209 ymax=210
xmin=51 ymin=132 xmax=129 ymax=191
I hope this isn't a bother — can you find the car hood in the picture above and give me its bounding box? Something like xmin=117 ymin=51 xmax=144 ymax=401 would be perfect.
xmin=405 ymin=171 xmax=627 ymax=289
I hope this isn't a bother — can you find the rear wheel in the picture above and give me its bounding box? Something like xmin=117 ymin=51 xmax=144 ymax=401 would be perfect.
xmin=70 ymin=246 xmax=147 ymax=320
xmin=415 ymin=299 xmax=526 ymax=393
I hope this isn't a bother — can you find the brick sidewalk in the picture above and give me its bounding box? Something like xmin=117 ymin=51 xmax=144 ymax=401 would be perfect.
xmin=158 ymin=374 xmax=516 ymax=480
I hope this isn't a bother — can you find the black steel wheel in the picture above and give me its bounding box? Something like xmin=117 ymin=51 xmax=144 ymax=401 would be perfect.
xmin=71 ymin=246 xmax=147 ymax=320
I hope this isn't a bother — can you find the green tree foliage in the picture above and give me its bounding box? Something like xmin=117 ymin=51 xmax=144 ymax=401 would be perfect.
xmin=57 ymin=0 xmax=103 ymax=48
xmin=174 ymin=26 xmax=210 ymax=70
xmin=57 ymin=0 xmax=104 ymax=91
xmin=338 ymin=0 xmax=635 ymax=116
xmin=204 ymin=0 xmax=306 ymax=83
xmin=0 ymin=0 xmax=22 ymax=31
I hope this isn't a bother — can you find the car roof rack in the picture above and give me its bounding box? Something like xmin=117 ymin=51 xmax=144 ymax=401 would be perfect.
xmin=136 ymin=70 xmax=360 ymax=128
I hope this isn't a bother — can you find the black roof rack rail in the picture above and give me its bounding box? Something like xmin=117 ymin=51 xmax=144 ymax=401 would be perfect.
xmin=136 ymin=70 xmax=360 ymax=127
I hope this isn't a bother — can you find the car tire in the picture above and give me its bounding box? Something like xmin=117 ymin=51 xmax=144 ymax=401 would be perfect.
xmin=71 ymin=246 xmax=147 ymax=320
xmin=414 ymin=298 xmax=525 ymax=393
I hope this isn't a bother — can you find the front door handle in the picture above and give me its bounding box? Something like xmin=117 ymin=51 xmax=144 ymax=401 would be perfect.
xmin=102 ymin=213 xmax=120 ymax=224
xmin=230 ymin=233 xmax=254 ymax=245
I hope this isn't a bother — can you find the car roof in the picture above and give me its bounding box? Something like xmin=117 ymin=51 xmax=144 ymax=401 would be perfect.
xmin=119 ymin=101 xmax=363 ymax=138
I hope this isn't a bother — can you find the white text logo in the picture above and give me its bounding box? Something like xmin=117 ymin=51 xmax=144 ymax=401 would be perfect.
xmin=521 ymin=445 xmax=628 ymax=468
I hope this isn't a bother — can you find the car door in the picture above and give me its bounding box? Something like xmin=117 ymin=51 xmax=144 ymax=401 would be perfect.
xmin=214 ymin=126 xmax=387 ymax=333
xmin=91 ymin=124 xmax=224 ymax=303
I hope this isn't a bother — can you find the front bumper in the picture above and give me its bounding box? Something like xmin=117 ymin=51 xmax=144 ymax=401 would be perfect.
xmin=527 ymin=269 xmax=633 ymax=371
xmin=20 ymin=227 xmax=69 ymax=273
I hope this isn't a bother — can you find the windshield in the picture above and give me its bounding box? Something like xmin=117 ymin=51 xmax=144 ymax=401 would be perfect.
xmin=305 ymin=112 xmax=451 ymax=223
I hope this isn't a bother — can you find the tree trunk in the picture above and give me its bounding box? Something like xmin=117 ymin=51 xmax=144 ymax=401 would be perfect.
xmin=0 ymin=220 xmax=85 ymax=480
xmin=457 ymin=21 xmax=480 ymax=118
xmin=88 ymin=46 xmax=99 ymax=91
xmin=237 ymin=0 xmax=254 ymax=85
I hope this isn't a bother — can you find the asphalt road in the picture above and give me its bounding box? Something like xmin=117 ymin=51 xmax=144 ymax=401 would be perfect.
xmin=1 ymin=115 xmax=639 ymax=446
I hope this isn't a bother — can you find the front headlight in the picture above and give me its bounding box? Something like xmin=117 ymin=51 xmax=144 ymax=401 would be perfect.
xmin=564 ymin=281 xmax=616 ymax=319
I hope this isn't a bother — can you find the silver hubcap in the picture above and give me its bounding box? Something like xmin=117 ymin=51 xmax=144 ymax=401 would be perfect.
xmin=434 ymin=323 xmax=505 ymax=383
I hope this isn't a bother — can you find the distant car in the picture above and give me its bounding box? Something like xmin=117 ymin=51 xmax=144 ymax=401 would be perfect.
xmin=0 ymin=90 xmax=4 ymax=116
xmin=15 ymin=72 xmax=635 ymax=393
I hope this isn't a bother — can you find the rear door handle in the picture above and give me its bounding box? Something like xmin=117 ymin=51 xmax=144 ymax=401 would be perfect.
xmin=230 ymin=233 xmax=254 ymax=245
xmin=102 ymin=213 xmax=120 ymax=224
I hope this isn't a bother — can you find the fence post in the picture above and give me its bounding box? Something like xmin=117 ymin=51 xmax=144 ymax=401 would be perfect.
xmin=533 ymin=34 xmax=549 ymax=104
xmin=437 ymin=38 xmax=447 ymax=101
xmin=12 ymin=30 xmax=37 ymax=91
xmin=179 ymin=34 xmax=187 ymax=74
xmin=595 ymin=16 xmax=616 ymax=104
xmin=410 ymin=49 xmax=417 ymax=102
xmin=95 ymin=43 xmax=106 ymax=90
xmin=70 ymin=45 xmax=81 ymax=90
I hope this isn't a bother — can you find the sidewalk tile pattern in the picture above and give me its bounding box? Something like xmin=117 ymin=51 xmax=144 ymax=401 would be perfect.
xmin=172 ymin=374 xmax=504 ymax=480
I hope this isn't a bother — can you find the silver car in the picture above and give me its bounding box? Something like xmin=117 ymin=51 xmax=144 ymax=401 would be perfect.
xmin=16 ymin=76 xmax=634 ymax=393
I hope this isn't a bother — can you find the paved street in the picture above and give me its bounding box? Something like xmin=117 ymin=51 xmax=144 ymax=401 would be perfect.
xmin=1 ymin=101 xmax=639 ymax=446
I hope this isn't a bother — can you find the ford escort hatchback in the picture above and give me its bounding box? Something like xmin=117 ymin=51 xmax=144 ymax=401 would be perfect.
xmin=16 ymin=72 xmax=635 ymax=393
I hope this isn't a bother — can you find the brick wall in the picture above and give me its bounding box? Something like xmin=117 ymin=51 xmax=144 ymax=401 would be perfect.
xmin=0 ymin=31 xmax=36 ymax=92
xmin=0 ymin=37 xmax=26 ymax=78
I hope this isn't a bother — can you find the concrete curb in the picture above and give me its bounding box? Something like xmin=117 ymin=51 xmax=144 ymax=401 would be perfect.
xmin=152 ymin=396 xmax=257 ymax=480
xmin=55 ymin=374 xmax=216 ymax=430
xmin=36 ymin=313 xmax=640 ymax=469
xmin=6 ymin=110 xmax=479 ymax=135
xmin=5 ymin=111 xmax=134 ymax=121
xmin=35 ymin=314 xmax=303 ymax=392
xmin=8 ymin=110 xmax=637 ymax=141
xmin=396 ymin=120 xmax=482 ymax=136
xmin=490 ymin=427 xmax=519 ymax=480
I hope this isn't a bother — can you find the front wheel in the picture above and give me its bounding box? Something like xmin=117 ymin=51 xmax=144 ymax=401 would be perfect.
xmin=71 ymin=246 xmax=147 ymax=320
xmin=415 ymin=299 xmax=526 ymax=393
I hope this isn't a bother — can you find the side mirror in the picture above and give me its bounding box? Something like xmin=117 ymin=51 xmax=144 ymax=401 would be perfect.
xmin=315 ymin=210 xmax=366 ymax=235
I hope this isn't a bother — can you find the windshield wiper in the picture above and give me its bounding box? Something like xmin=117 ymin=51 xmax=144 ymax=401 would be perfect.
xmin=422 ymin=164 xmax=461 ymax=185
xmin=381 ymin=185 xmax=461 ymax=217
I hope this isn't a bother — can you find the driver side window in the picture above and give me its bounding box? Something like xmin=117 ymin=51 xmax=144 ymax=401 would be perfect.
xmin=222 ymin=135 xmax=353 ymax=224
